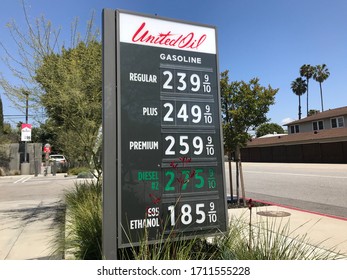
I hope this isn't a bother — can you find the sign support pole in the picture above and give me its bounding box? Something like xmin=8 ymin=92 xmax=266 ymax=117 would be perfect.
xmin=102 ymin=9 xmax=119 ymax=260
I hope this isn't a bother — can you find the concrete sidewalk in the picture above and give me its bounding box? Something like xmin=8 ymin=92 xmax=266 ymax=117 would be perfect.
xmin=0 ymin=198 xmax=64 ymax=260
xmin=0 ymin=173 xmax=92 ymax=260
xmin=228 ymin=205 xmax=347 ymax=259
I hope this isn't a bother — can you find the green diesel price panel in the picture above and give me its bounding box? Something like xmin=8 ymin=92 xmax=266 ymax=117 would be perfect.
xmin=109 ymin=10 xmax=227 ymax=248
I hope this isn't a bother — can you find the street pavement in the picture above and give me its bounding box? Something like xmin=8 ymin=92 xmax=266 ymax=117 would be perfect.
xmin=224 ymin=162 xmax=347 ymax=218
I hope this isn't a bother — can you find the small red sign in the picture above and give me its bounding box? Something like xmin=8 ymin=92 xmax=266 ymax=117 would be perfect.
xmin=43 ymin=146 xmax=51 ymax=153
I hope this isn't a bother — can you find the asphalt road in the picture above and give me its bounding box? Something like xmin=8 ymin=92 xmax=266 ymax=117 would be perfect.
xmin=224 ymin=162 xmax=347 ymax=218
xmin=1 ymin=162 xmax=346 ymax=220
xmin=0 ymin=174 xmax=77 ymax=202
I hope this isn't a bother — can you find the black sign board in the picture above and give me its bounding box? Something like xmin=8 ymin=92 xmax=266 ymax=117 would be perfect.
xmin=103 ymin=9 xmax=228 ymax=257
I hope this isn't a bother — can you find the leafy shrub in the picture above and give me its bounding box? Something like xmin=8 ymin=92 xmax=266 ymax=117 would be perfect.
xmin=67 ymin=166 xmax=90 ymax=176
xmin=76 ymin=171 xmax=94 ymax=178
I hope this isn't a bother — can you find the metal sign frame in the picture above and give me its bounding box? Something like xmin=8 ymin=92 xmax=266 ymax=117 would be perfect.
xmin=102 ymin=9 xmax=228 ymax=259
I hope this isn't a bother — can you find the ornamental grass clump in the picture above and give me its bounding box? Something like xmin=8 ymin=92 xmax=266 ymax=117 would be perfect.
xmin=215 ymin=215 xmax=342 ymax=260
xmin=120 ymin=233 xmax=218 ymax=260
xmin=53 ymin=181 xmax=342 ymax=260
xmin=55 ymin=180 xmax=102 ymax=260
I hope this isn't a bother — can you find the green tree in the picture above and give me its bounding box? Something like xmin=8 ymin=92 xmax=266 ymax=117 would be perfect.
xmin=0 ymin=2 xmax=101 ymax=176
xmin=2 ymin=123 xmax=13 ymax=135
xmin=35 ymin=41 xmax=102 ymax=174
xmin=300 ymin=64 xmax=315 ymax=116
xmin=220 ymin=71 xmax=234 ymax=199
xmin=0 ymin=1 xmax=99 ymax=120
xmin=291 ymin=77 xmax=307 ymax=120
xmin=31 ymin=123 xmax=55 ymax=145
xmin=256 ymin=123 xmax=285 ymax=138
xmin=221 ymin=70 xmax=278 ymax=203
xmin=0 ymin=122 xmax=19 ymax=143
xmin=308 ymin=109 xmax=320 ymax=116
xmin=313 ymin=64 xmax=330 ymax=112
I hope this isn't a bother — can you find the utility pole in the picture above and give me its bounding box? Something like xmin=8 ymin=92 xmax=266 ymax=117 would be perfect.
xmin=20 ymin=89 xmax=31 ymax=175
xmin=24 ymin=90 xmax=29 ymax=163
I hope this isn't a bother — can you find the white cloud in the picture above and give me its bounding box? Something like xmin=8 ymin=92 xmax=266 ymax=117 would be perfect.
xmin=281 ymin=117 xmax=295 ymax=125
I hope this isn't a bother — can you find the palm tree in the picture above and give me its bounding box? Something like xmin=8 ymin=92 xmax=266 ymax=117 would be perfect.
xmin=300 ymin=64 xmax=315 ymax=116
xmin=291 ymin=77 xmax=307 ymax=120
xmin=313 ymin=64 xmax=330 ymax=112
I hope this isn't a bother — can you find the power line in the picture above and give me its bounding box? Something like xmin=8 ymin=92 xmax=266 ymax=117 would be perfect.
xmin=4 ymin=114 xmax=36 ymax=117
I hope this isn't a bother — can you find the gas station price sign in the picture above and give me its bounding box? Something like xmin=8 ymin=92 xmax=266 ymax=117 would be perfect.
xmin=103 ymin=10 xmax=228 ymax=254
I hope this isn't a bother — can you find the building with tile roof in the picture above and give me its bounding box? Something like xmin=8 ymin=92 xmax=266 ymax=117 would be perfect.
xmin=241 ymin=106 xmax=347 ymax=163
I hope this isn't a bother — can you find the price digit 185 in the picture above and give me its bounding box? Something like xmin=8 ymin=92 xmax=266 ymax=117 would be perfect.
xmin=168 ymin=203 xmax=206 ymax=226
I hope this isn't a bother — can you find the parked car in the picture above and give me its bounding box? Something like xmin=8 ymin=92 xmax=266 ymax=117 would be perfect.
xmin=49 ymin=154 xmax=69 ymax=172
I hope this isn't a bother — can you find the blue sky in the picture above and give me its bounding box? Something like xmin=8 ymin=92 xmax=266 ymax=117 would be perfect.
xmin=1 ymin=0 xmax=347 ymax=128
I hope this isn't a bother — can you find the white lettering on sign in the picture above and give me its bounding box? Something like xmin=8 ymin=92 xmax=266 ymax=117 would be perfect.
xmin=129 ymin=72 xmax=157 ymax=83
xmin=143 ymin=107 xmax=158 ymax=116
xmin=130 ymin=217 xmax=160 ymax=229
xmin=119 ymin=13 xmax=216 ymax=54
xmin=129 ymin=141 xmax=159 ymax=150
xmin=159 ymin=53 xmax=202 ymax=64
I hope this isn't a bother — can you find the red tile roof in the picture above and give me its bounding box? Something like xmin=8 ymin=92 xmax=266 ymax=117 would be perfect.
xmin=247 ymin=127 xmax=347 ymax=147
xmin=285 ymin=106 xmax=347 ymax=126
